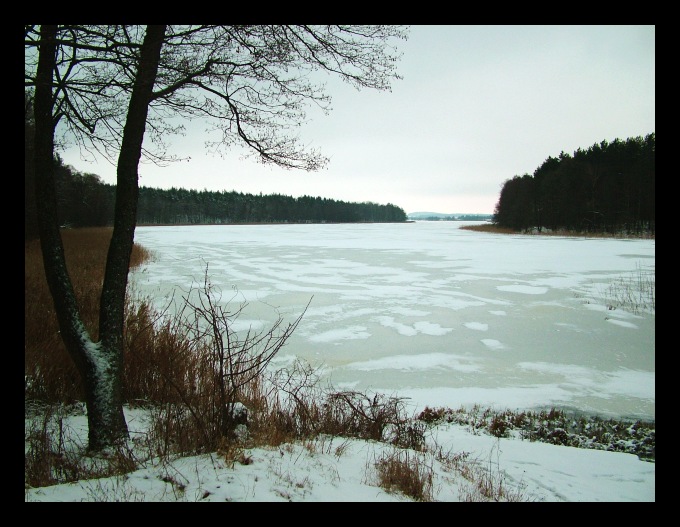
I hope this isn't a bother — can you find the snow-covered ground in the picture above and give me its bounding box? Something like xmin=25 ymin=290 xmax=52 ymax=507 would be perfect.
xmin=25 ymin=403 xmax=655 ymax=502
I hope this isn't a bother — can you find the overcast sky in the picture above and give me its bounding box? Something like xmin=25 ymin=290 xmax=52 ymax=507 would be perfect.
xmin=59 ymin=25 xmax=655 ymax=215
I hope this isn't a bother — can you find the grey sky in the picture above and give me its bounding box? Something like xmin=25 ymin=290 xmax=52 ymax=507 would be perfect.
xmin=60 ymin=25 xmax=655 ymax=214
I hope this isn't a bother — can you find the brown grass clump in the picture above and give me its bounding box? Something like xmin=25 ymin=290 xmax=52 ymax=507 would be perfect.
xmin=460 ymin=223 xmax=516 ymax=235
xmin=373 ymin=449 xmax=434 ymax=501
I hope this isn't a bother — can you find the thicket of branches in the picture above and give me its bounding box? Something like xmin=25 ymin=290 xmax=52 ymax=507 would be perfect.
xmin=493 ymin=134 xmax=655 ymax=235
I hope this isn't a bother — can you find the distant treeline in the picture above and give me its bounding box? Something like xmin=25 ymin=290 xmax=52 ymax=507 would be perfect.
xmin=135 ymin=186 xmax=407 ymax=225
xmin=24 ymin=155 xmax=407 ymax=239
xmin=493 ymin=133 xmax=655 ymax=235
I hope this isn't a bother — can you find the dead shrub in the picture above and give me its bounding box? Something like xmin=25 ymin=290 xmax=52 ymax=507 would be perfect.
xmin=139 ymin=264 xmax=312 ymax=456
xmin=317 ymin=391 xmax=426 ymax=450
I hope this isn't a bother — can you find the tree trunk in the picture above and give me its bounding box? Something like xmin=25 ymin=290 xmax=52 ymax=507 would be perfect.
xmin=32 ymin=25 xmax=127 ymax=450
xmin=93 ymin=24 xmax=166 ymax=451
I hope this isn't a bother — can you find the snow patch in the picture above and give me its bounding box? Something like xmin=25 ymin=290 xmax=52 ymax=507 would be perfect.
xmin=481 ymin=339 xmax=505 ymax=350
xmin=497 ymin=284 xmax=549 ymax=295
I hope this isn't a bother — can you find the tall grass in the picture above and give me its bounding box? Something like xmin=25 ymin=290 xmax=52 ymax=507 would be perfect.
xmin=25 ymin=228 xmax=154 ymax=403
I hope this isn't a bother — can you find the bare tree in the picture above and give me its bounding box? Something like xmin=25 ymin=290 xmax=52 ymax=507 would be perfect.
xmin=25 ymin=24 xmax=408 ymax=451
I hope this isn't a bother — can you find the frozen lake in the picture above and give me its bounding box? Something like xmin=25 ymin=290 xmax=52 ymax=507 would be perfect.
xmin=131 ymin=221 xmax=655 ymax=422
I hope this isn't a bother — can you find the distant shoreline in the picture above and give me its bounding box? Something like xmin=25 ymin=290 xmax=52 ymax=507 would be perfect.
xmin=136 ymin=220 xmax=416 ymax=227
xmin=460 ymin=223 xmax=655 ymax=240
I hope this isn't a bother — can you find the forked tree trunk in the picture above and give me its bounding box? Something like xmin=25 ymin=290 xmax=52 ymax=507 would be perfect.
xmin=33 ymin=25 xmax=166 ymax=451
